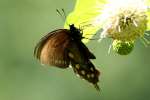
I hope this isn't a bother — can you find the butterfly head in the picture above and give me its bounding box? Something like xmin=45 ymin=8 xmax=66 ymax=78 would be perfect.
xmin=69 ymin=24 xmax=83 ymax=40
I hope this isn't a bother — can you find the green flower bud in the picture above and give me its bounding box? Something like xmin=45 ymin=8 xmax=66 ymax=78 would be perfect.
xmin=112 ymin=40 xmax=134 ymax=55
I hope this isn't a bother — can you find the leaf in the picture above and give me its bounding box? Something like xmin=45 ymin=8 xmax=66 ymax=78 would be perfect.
xmin=64 ymin=0 xmax=107 ymax=43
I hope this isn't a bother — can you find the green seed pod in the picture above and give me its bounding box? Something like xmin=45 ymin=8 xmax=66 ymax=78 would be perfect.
xmin=112 ymin=40 xmax=134 ymax=55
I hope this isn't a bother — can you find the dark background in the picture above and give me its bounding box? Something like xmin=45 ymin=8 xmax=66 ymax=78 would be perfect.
xmin=0 ymin=0 xmax=150 ymax=100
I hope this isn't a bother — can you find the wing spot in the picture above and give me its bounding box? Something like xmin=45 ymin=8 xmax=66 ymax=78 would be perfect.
xmin=58 ymin=60 xmax=62 ymax=64
xmin=55 ymin=60 xmax=58 ymax=64
xmin=68 ymin=53 xmax=74 ymax=58
xmin=62 ymin=61 xmax=64 ymax=64
xmin=87 ymin=74 xmax=90 ymax=78
xmin=76 ymin=74 xmax=80 ymax=77
xmin=90 ymin=67 xmax=94 ymax=71
xmin=81 ymin=70 xmax=85 ymax=75
xmin=69 ymin=65 xmax=72 ymax=68
xmin=75 ymin=64 xmax=80 ymax=69
xmin=91 ymin=74 xmax=94 ymax=78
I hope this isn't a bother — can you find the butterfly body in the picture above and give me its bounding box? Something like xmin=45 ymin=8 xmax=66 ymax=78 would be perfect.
xmin=34 ymin=24 xmax=100 ymax=90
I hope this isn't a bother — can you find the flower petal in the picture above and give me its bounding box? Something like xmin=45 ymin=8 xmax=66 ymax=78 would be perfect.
xmin=146 ymin=0 xmax=150 ymax=30
xmin=64 ymin=0 xmax=107 ymax=43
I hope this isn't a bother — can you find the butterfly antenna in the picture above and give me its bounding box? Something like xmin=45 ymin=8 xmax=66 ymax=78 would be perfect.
xmin=56 ymin=8 xmax=69 ymax=26
xmin=61 ymin=8 xmax=67 ymax=20
xmin=62 ymin=8 xmax=70 ymax=26
xmin=56 ymin=9 xmax=66 ymax=22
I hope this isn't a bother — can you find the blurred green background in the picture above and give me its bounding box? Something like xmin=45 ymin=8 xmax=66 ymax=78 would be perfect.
xmin=0 ymin=0 xmax=150 ymax=100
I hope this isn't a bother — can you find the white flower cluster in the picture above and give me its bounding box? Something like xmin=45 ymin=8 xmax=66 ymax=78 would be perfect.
xmin=95 ymin=0 xmax=148 ymax=41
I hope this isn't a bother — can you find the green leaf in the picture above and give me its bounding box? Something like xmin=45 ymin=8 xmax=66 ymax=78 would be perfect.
xmin=64 ymin=0 xmax=107 ymax=43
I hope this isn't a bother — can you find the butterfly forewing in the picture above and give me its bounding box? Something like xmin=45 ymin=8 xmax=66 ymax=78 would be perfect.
xmin=34 ymin=29 xmax=71 ymax=68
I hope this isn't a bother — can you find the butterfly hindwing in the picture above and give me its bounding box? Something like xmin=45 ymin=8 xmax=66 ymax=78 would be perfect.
xmin=67 ymin=40 xmax=100 ymax=90
xmin=71 ymin=61 xmax=100 ymax=90
xmin=34 ymin=29 xmax=71 ymax=68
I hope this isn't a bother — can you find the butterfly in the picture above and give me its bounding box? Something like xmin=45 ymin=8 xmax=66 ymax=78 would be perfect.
xmin=34 ymin=10 xmax=100 ymax=91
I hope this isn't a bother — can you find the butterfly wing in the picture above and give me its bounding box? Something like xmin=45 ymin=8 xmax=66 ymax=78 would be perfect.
xmin=71 ymin=60 xmax=100 ymax=91
xmin=67 ymin=40 xmax=100 ymax=90
xmin=34 ymin=29 xmax=71 ymax=68
xmin=79 ymin=41 xmax=96 ymax=59
xmin=34 ymin=28 xmax=100 ymax=90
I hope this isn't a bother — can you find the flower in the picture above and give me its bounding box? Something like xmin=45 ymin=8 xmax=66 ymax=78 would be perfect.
xmin=65 ymin=0 xmax=150 ymax=55
xmin=94 ymin=0 xmax=150 ymax=55
xmin=64 ymin=0 xmax=106 ymax=43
